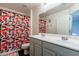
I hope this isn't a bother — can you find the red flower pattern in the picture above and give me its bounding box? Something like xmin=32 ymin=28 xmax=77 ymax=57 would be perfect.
xmin=0 ymin=10 xmax=30 ymax=53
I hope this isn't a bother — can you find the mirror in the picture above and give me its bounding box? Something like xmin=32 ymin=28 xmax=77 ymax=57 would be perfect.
xmin=71 ymin=10 xmax=79 ymax=36
xmin=39 ymin=3 xmax=79 ymax=36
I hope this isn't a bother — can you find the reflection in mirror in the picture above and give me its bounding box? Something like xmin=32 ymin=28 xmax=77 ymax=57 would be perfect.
xmin=39 ymin=3 xmax=79 ymax=36
xmin=71 ymin=10 xmax=79 ymax=36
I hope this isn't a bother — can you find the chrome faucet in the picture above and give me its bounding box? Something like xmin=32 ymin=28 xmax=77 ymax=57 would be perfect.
xmin=62 ymin=36 xmax=68 ymax=40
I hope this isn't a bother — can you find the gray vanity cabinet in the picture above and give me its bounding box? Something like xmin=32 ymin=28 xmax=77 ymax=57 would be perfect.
xmin=30 ymin=38 xmax=79 ymax=56
xmin=30 ymin=38 xmax=42 ymax=56
xmin=43 ymin=48 xmax=56 ymax=56
xmin=34 ymin=44 xmax=42 ymax=56
xmin=43 ymin=41 xmax=79 ymax=56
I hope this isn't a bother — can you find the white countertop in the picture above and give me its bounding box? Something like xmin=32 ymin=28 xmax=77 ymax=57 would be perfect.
xmin=30 ymin=34 xmax=79 ymax=51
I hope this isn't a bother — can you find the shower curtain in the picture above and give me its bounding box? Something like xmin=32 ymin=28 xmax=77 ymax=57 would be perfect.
xmin=0 ymin=10 xmax=30 ymax=55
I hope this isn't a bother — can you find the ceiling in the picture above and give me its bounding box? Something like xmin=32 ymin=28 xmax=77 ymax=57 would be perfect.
xmin=0 ymin=3 xmax=41 ymax=15
xmin=0 ymin=3 xmax=75 ymax=16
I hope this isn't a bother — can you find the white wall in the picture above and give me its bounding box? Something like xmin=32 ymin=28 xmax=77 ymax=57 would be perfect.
xmin=30 ymin=7 xmax=40 ymax=35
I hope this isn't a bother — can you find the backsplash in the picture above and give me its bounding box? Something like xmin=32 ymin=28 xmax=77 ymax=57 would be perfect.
xmin=0 ymin=10 xmax=30 ymax=53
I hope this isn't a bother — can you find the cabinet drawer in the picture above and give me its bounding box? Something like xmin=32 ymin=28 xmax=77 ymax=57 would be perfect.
xmin=43 ymin=41 xmax=79 ymax=56
xmin=31 ymin=38 xmax=42 ymax=45
xmin=43 ymin=48 xmax=56 ymax=56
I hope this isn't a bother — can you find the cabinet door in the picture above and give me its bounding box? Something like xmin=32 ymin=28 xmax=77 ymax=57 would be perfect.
xmin=43 ymin=48 xmax=56 ymax=56
xmin=34 ymin=44 xmax=42 ymax=56
xmin=29 ymin=41 xmax=34 ymax=56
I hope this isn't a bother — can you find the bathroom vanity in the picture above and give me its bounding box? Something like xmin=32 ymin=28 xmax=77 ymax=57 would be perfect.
xmin=30 ymin=34 xmax=79 ymax=56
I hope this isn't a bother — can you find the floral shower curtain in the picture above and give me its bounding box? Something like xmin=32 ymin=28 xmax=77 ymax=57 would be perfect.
xmin=0 ymin=10 xmax=30 ymax=54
